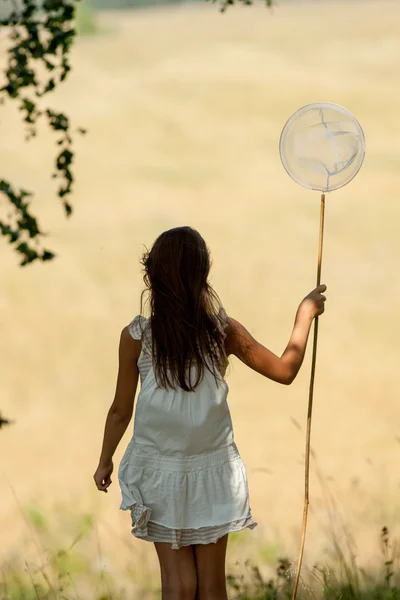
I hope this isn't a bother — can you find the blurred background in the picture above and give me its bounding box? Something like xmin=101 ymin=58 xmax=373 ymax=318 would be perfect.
xmin=1 ymin=0 xmax=400 ymax=596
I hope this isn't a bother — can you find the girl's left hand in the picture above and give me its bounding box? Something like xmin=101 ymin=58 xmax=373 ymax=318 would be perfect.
xmin=94 ymin=460 xmax=114 ymax=493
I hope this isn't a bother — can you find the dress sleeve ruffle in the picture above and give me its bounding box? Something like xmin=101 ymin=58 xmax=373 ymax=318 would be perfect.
xmin=127 ymin=315 xmax=146 ymax=340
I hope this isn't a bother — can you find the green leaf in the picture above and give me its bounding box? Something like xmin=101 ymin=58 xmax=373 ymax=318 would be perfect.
xmin=26 ymin=505 xmax=47 ymax=531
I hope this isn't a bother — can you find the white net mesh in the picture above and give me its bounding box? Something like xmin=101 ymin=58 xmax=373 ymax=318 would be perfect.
xmin=279 ymin=102 xmax=366 ymax=192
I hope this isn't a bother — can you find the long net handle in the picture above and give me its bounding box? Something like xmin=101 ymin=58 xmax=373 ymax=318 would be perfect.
xmin=291 ymin=193 xmax=326 ymax=600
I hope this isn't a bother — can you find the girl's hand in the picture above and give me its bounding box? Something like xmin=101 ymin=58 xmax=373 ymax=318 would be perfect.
xmin=300 ymin=284 xmax=327 ymax=319
xmin=94 ymin=460 xmax=114 ymax=493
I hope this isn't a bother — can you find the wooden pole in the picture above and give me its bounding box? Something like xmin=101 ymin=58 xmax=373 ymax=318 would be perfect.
xmin=291 ymin=193 xmax=326 ymax=600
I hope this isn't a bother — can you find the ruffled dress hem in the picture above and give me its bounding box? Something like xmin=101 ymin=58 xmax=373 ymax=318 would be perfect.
xmin=120 ymin=501 xmax=153 ymax=532
xmin=120 ymin=501 xmax=257 ymax=549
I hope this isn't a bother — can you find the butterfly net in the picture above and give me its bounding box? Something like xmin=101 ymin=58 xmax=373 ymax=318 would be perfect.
xmin=279 ymin=102 xmax=366 ymax=193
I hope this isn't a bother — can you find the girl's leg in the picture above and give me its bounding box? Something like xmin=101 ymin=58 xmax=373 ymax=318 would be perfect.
xmin=154 ymin=542 xmax=197 ymax=600
xmin=193 ymin=534 xmax=229 ymax=600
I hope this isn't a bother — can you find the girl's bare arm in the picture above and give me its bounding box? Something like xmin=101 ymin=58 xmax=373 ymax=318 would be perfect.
xmin=98 ymin=327 xmax=141 ymax=466
xmin=225 ymin=285 xmax=327 ymax=385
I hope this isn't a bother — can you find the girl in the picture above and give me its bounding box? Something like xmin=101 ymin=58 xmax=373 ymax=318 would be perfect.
xmin=94 ymin=226 xmax=327 ymax=600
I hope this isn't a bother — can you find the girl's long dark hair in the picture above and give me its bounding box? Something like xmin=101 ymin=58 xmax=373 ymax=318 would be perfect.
xmin=139 ymin=226 xmax=227 ymax=392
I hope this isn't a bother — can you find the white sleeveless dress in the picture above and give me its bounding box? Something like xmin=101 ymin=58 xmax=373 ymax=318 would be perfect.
xmin=118 ymin=315 xmax=258 ymax=549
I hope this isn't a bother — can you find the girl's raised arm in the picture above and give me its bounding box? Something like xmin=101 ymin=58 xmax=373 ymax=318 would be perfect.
xmin=225 ymin=285 xmax=327 ymax=385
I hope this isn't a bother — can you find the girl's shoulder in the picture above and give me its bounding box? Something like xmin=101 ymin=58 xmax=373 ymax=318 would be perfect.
xmin=127 ymin=315 xmax=153 ymax=355
xmin=216 ymin=307 xmax=229 ymax=337
xmin=127 ymin=315 xmax=151 ymax=345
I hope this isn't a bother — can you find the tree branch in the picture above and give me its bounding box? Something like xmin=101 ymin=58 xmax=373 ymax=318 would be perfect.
xmin=0 ymin=0 xmax=85 ymax=266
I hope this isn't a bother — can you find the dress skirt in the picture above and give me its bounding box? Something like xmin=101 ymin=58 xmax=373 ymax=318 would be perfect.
xmin=118 ymin=438 xmax=258 ymax=549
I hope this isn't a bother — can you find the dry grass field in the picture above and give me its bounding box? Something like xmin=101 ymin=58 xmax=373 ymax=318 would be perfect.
xmin=1 ymin=0 xmax=400 ymax=593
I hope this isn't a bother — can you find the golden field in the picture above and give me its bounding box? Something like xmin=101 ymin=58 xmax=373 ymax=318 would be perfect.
xmin=1 ymin=0 xmax=400 ymax=592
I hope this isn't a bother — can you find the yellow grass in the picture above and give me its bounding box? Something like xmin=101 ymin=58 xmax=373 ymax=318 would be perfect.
xmin=1 ymin=0 xmax=400 ymax=588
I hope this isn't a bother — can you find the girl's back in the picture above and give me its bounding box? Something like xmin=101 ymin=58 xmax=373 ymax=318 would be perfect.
xmin=128 ymin=314 xmax=234 ymax=456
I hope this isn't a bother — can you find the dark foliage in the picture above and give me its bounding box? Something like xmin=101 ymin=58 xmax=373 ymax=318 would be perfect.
xmin=208 ymin=0 xmax=273 ymax=12
xmin=0 ymin=0 xmax=85 ymax=266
